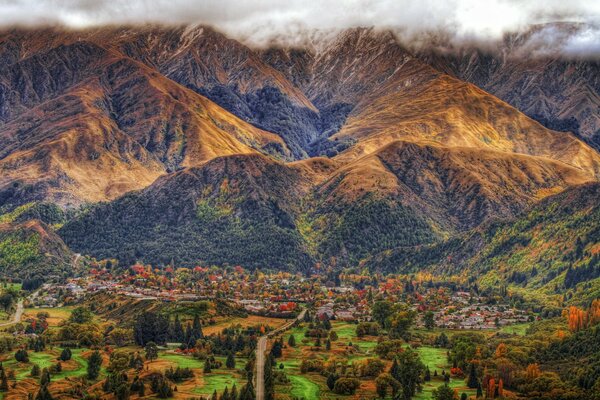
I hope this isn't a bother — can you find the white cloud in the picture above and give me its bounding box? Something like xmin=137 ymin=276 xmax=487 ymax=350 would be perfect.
xmin=0 ymin=0 xmax=599 ymax=54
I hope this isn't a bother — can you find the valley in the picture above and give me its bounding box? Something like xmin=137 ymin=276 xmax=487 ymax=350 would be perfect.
xmin=0 ymin=12 xmax=598 ymax=400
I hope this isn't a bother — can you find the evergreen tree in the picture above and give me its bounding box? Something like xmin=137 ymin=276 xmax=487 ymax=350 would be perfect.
xmin=239 ymin=379 xmax=255 ymax=400
xmin=203 ymin=360 xmax=212 ymax=374
xmin=231 ymin=383 xmax=238 ymax=400
xmin=432 ymin=384 xmax=455 ymax=400
xmin=59 ymin=348 xmax=72 ymax=362
xmin=226 ymin=353 xmax=236 ymax=369
xmin=145 ymin=341 xmax=159 ymax=363
xmin=327 ymin=373 xmax=338 ymax=390
xmin=35 ymin=383 xmax=53 ymax=400
xmin=31 ymin=364 xmax=41 ymax=377
xmin=40 ymin=368 xmax=51 ymax=386
xmin=134 ymin=377 xmax=145 ymax=397
xmin=287 ymin=334 xmax=296 ymax=347
xmin=476 ymin=382 xmax=483 ymax=398
xmin=264 ymin=354 xmax=275 ymax=400
xmin=0 ymin=369 xmax=8 ymax=391
xmin=87 ymin=350 xmax=103 ymax=380
xmin=270 ymin=340 xmax=283 ymax=358
xmin=170 ymin=315 xmax=185 ymax=342
xmin=467 ymin=363 xmax=479 ymax=389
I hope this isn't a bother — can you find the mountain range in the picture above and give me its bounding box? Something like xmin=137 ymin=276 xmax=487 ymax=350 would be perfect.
xmin=0 ymin=24 xmax=599 ymax=297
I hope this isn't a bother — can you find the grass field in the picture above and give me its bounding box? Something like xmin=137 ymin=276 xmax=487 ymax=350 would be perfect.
xmin=2 ymin=348 xmax=89 ymax=381
xmin=194 ymin=373 xmax=241 ymax=395
xmin=23 ymin=306 xmax=75 ymax=327
xmin=417 ymin=346 xmax=448 ymax=371
xmin=289 ymin=374 xmax=320 ymax=399
xmin=499 ymin=322 xmax=532 ymax=336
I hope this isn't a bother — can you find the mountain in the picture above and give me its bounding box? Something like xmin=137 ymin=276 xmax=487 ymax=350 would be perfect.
xmin=0 ymin=219 xmax=74 ymax=281
xmin=1 ymin=25 xmax=600 ymax=275
xmin=0 ymin=37 xmax=290 ymax=208
xmin=364 ymin=182 xmax=600 ymax=302
xmin=418 ymin=23 xmax=600 ymax=149
xmin=59 ymin=153 xmax=315 ymax=270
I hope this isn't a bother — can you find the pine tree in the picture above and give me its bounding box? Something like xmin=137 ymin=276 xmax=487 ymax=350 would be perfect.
xmin=239 ymin=379 xmax=255 ymax=400
xmin=35 ymin=383 xmax=53 ymax=400
xmin=145 ymin=341 xmax=159 ymax=363
xmin=476 ymin=382 xmax=483 ymax=398
xmin=287 ymin=334 xmax=296 ymax=347
xmin=139 ymin=379 xmax=145 ymax=397
xmin=327 ymin=373 xmax=338 ymax=390
xmin=87 ymin=350 xmax=102 ymax=380
xmin=40 ymin=368 xmax=51 ymax=386
xmin=0 ymin=369 xmax=8 ymax=391
xmin=467 ymin=363 xmax=479 ymax=389
xmin=31 ymin=364 xmax=41 ymax=377
xmin=59 ymin=348 xmax=71 ymax=361
xmin=264 ymin=354 xmax=275 ymax=400
xmin=203 ymin=360 xmax=212 ymax=374
xmin=226 ymin=353 xmax=236 ymax=369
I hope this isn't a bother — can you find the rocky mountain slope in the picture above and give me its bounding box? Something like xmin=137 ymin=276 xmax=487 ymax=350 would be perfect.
xmin=418 ymin=23 xmax=600 ymax=149
xmin=1 ymin=24 xmax=599 ymax=277
xmin=0 ymin=37 xmax=289 ymax=208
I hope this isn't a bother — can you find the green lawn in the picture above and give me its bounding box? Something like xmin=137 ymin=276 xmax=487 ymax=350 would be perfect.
xmin=289 ymin=374 xmax=320 ymax=399
xmin=194 ymin=373 xmax=241 ymax=395
xmin=499 ymin=322 xmax=532 ymax=336
xmin=332 ymin=322 xmax=356 ymax=341
xmin=415 ymin=376 xmax=476 ymax=400
xmin=5 ymin=349 xmax=88 ymax=380
xmin=159 ymin=352 xmax=206 ymax=369
xmin=417 ymin=346 xmax=448 ymax=371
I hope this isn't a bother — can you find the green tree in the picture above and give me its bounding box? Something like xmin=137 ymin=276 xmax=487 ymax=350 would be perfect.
xmin=287 ymin=334 xmax=296 ymax=347
xmin=467 ymin=362 xmax=479 ymax=389
xmin=372 ymin=301 xmax=394 ymax=328
xmin=432 ymin=384 xmax=455 ymax=400
xmin=0 ymin=369 xmax=7 ymax=391
xmin=327 ymin=373 xmax=338 ymax=390
xmin=87 ymin=350 xmax=102 ymax=380
xmin=68 ymin=307 xmax=93 ymax=324
xmin=388 ymin=309 xmax=416 ymax=339
xmin=31 ymin=364 xmax=41 ymax=377
xmin=40 ymin=368 xmax=51 ymax=386
xmin=144 ymin=341 xmax=159 ymax=363
xmin=391 ymin=348 xmax=425 ymax=400
xmin=35 ymin=383 xmax=53 ymax=400
xmin=226 ymin=353 xmax=236 ymax=369
xmin=59 ymin=348 xmax=72 ymax=361
xmin=264 ymin=354 xmax=275 ymax=400
xmin=424 ymin=311 xmax=435 ymax=330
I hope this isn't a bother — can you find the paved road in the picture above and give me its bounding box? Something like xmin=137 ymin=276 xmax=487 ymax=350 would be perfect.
xmin=256 ymin=309 xmax=306 ymax=400
xmin=0 ymin=299 xmax=23 ymax=327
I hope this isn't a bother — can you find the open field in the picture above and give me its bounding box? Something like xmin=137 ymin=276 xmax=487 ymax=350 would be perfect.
xmin=203 ymin=315 xmax=289 ymax=336
xmin=22 ymin=306 xmax=74 ymax=327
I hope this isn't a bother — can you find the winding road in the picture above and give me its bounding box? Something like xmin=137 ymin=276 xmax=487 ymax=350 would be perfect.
xmin=256 ymin=309 xmax=306 ymax=400
xmin=0 ymin=299 xmax=23 ymax=327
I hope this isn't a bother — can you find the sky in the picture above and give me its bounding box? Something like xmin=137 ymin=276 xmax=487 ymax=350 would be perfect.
xmin=0 ymin=0 xmax=599 ymax=53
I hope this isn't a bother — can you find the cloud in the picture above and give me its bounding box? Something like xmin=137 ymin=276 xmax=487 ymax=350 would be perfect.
xmin=0 ymin=0 xmax=599 ymax=54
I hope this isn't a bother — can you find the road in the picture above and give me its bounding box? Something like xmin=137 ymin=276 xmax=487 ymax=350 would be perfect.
xmin=255 ymin=309 xmax=306 ymax=400
xmin=0 ymin=299 xmax=23 ymax=327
